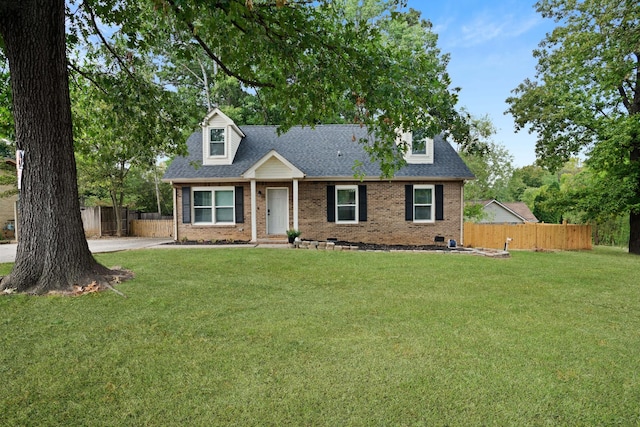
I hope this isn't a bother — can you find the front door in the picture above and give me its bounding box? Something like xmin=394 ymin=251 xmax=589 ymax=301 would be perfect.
xmin=267 ymin=188 xmax=288 ymax=235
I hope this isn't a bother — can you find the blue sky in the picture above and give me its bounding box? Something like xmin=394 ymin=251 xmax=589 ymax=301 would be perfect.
xmin=406 ymin=0 xmax=557 ymax=167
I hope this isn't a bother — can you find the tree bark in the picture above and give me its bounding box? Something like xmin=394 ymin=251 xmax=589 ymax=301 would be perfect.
xmin=630 ymin=138 xmax=640 ymax=255
xmin=0 ymin=0 xmax=113 ymax=293
xmin=629 ymin=212 xmax=640 ymax=255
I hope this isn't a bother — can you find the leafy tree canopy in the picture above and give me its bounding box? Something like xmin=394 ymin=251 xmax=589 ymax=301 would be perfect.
xmin=64 ymin=0 xmax=470 ymax=177
xmin=459 ymin=114 xmax=514 ymax=202
xmin=0 ymin=50 xmax=13 ymax=150
xmin=506 ymin=0 xmax=640 ymax=252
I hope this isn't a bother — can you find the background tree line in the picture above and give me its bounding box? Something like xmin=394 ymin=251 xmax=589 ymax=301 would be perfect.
xmin=462 ymin=126 xmax=630 ymax=247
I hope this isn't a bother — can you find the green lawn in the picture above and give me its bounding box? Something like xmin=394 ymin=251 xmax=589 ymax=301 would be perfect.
xmin=1 ymin=247 xmax=639 ymax=426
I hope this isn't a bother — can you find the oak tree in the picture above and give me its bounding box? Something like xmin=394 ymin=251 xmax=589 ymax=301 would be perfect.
xmin=0 ymin=0 xmax=115 ymax=293
xmin=506 ymin=0 xmax=640 ymax=253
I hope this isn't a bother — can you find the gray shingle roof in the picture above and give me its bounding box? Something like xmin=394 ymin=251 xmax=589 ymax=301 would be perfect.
xmin=163 ymin=124 xmax=474 ymax=181
xmin=475 ymin=200 xmax=539 ymax=223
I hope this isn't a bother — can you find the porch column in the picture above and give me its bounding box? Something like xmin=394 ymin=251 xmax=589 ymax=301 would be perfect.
xmin=460 ymin=184 xmax=465 ymax=246
xmin=293 ymin=179 xmax=299 ymax=230
xmin=172 ymin=184 xmax=178 ymax=241
xmin=251 ymin=179 xmax=257 ymax=242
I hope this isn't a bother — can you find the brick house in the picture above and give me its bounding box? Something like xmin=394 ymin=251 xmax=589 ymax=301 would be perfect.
xmin=163 ymin=108 xmax=474 ymax=245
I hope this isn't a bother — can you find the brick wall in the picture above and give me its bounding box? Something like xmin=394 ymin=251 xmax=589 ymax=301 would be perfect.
xmin=298 ymin=180 xmax=463 ymax=246
xmin=176 ymin=183 xmax=252 ymax=242
xmin=175 ymin=180 xmax=464 ymax=245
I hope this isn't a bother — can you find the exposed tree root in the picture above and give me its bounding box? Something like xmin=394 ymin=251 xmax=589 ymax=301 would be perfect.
xmin=1 ymin=267 xmax=135 ymax=297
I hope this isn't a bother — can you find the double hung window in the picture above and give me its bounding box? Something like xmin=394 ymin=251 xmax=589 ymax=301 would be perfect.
xmin=209 ymin=128 xmax=225 ymax=156
xmin=336 ymin=186 xmax=358 ymax=223
xmin=412 ymin=138 xmax=427 ymax=155
xmin=193 ymin=188 xmax=234 ymax=224
xmin=413 ymin=185 xmax=434 ymax=222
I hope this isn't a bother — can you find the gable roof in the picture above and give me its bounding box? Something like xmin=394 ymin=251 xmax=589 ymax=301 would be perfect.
xmin=502 ymin=202 xmax=538 ymax=222
xmin=201 ymin=108 xmax=245 ymax=138
xmin=242 ymin=150 xmax=305 ymax=179
xmin=476 ymin=199 xmax=538 ymax=223
xmin=164 ymin=124 xmax=474 ymax=182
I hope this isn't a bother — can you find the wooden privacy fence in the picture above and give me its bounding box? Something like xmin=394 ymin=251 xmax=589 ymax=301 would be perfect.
xmin=129 ymin=219 xmax=173 ymax=238
xmin=464 ymin=222 xmax=592 ymax=251
xmin=81 ymin=206 xmax=130 ymax=237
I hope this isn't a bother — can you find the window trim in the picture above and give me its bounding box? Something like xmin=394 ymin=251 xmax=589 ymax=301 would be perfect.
xmin=404 ymin=131 xmax=434 ymax=164
xmin=192 ymin=186 xmax=236 ymax=225
xmin=335 ymin=185 xmax=359 ymax=224
xmin=207 ymin=127 xmax=226 ymax=158
xmin=411 ymin=137 xmax=427 ymax=155
xmin=413 ymin=184 xmax=435 ymax=223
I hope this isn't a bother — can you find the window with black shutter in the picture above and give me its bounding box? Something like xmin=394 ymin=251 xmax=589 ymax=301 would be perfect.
xmin=235 ymin=186 xmax=244 ymax=223
xmin=405 ymin=184 xmax=444 ymax=222
xmin=182 ymin=187 xmax=191 ymax=224
xmin=358 ymin=185 xmax=367 ymax=222
xmin=326 ymin=185 xmax=335 ymax=222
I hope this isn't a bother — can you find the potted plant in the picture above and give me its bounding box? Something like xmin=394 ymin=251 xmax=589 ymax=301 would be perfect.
xmin=286 ymin=229 xmax=301 ymax=243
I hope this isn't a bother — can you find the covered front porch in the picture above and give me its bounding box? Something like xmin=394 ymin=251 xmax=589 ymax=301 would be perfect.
xmin=242 ymin=150 xmax=305 ymax=243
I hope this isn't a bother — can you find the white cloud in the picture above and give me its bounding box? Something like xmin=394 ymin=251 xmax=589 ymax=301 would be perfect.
xmin=431 ymin=17 xmax=453 ymax=35
xmin=446 ymin=13 xmax=542 ymax=48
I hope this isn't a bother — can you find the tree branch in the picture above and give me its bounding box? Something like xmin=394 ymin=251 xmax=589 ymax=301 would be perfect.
xmin=83 ymin=1 xmax=137 ymax=82
xmin=619 ymin=84 xmax=632 ymax=113
xmin=594 ymin=104 xmax=610 ymax=119
xmin=165 ymin=0 xmax=274 ymax=88
xmin=67 ymin=61 xmax=109 ymax=95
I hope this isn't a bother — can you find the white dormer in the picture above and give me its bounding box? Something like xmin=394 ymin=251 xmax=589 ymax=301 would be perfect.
xmin=399 ymin=130 xmax=434 ymax=164
xmin=201 ymin=108 xmax=245 ymax=165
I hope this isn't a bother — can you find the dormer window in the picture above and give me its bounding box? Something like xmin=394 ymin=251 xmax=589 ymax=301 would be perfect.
xmin=209 ymin=128 xmax=225 ymax=157
xmin=412 ymin=138 xmax=427 ymax=155
xmin=403 ymin=129 xmax=434 ymax=164
xmin=411 ymin=129 xmax=428 ymax=155
xmin=201 ymin=108 xmax=245 ymax=166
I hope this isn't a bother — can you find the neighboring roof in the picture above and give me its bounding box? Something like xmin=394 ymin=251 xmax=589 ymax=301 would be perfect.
xmin=476 ymin=199 xmax=538 ymax=223
xmin=503 ymin=202 xmax=538 ymax=222
xmin=164 ymin=125 xmax=475 ymax=181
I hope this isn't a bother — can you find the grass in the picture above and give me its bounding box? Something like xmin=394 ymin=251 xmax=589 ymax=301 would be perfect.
xmin=1 ymin=246 xmax=639 ymax=426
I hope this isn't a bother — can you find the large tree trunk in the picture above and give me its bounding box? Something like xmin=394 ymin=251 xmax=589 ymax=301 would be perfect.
xmin=0 ymin=0 xmax=113 ymax=294
xmin=630 ymin=138 xmax=640 ymax=255
xmin=630 ymin=211 xmax=640 ymax=255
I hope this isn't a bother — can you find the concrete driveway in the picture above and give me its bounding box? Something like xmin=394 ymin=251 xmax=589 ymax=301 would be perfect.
xmin=0 ymin=237 xmax=173 ymax=264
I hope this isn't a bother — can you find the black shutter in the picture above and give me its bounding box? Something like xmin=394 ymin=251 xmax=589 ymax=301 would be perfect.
xmin=182 ymin=187 xmax=191 ymax=224
xmin=435 ymin=184 xmax=444 ymax=221
xmin=235 ymin=186 xmax=244 ymax=223
xmin=405 ymin=184 xmax=413 ymax=221
xmin=327 ymin=185 xmax=335 ymax=222
xmin=358 ymin=185 xmax=367 ymax=222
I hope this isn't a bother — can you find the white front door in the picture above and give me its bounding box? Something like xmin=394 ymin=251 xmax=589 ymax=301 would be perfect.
xmin=267 ymin=188 xmax=288 ymax=235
